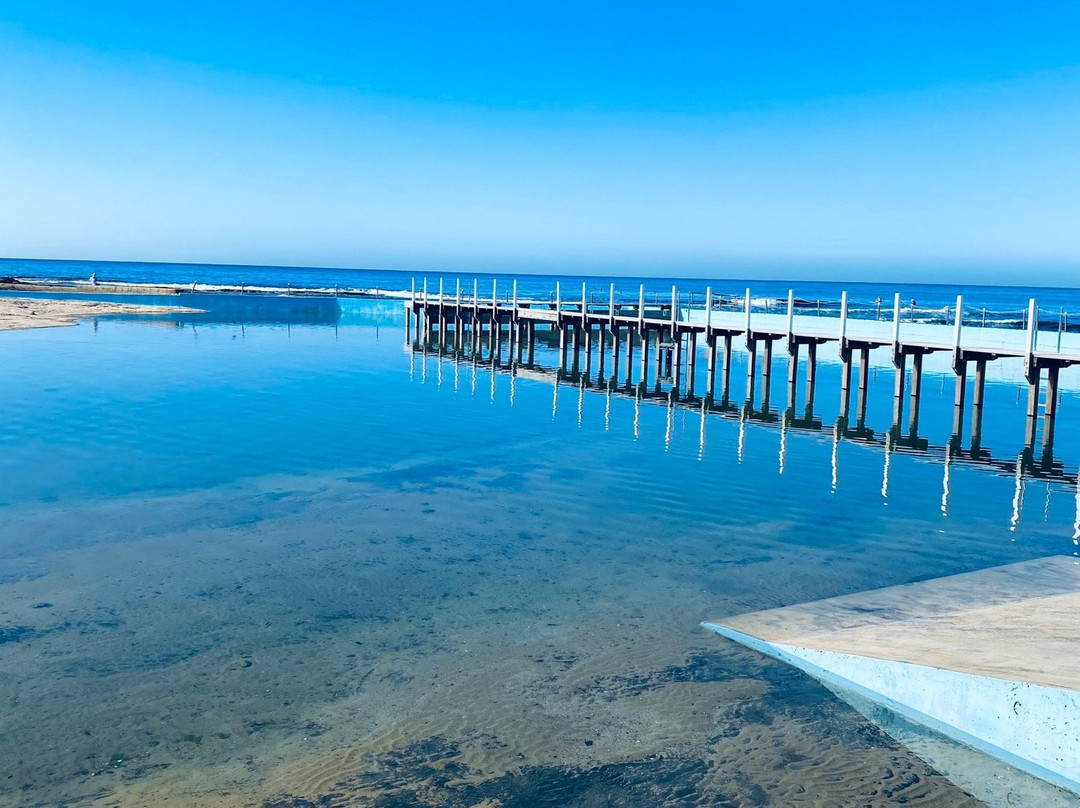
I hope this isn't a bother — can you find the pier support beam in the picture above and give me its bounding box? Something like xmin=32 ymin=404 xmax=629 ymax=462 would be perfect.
xmin=640 ymin=327 xmax=650 ymax=390
xmin=686 ymin=331 xmax=697 ymax=397
xmin=761 ymin=338 xmax=774 ymax=411
xmin=892 ymin=353 xmax=907 ymax=431
xmin=654 ymin=328 xmax=664 ymax=388
xmin=721 ymin=334 xmax=733 ymax=405
xmin=804 ymin=342 xmax=817 ymax=418
xmin=584 ymin=324 xmax=593 ymax=380
xmin=1025 ymin=366 xmax=1041 ymax=449
xmin=745 ymin=339 xmax=757 ymax=407
xmin=625 ymin=327 xmax=635 ymax=387
xmin=908 ymin=351 xmax=924 ymax=436
xmin=857 ymin=346 xmax=870 ymax=428
xmin=952 ymin=359 xmax=967 ymax=442
xmin=839 ymin=350 xmax=852 ymax=422
xmin=787 ymin=342 xmax=800 ymax=412
xmin=971 ymin=358 xmax=987 ymax=451
xmin=1044 ymin=365 xmax=1060 ymax=454
xmin=672 ymin=330 xmax=684 ymax=398
xmin=706 ymin=334 xmax=717 ymax=402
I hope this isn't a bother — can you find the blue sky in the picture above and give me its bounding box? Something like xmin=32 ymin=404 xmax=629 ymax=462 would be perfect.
xmin=1 ymin=2 xmax=1078 ymax=282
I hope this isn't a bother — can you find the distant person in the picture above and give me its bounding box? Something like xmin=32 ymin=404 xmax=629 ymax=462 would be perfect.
xmin=89 ymin=272 xmax=97 ymax=286
xmin=874 ymin=296 xmax=882 ymax=319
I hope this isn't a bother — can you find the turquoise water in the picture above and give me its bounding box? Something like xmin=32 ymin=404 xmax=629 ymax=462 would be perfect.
xmin=1 ymin=294 xmax=1077 ymax=807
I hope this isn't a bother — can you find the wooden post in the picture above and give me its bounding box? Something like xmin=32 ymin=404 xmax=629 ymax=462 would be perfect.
xmin=1044 ymin=364 xmax=1060 ymax=453
xmin=571 ymin=323 xmax=581 ymax=373
xmin=787 ymin=341 xmax=800 ymax=410
xmin=805 ymin=341 xmax=817 ymax=417
xmin=909 ymin=350 xmax=923 ymax=435
xmin=761 ymin=338 xmax=774 ymax=410
xmin=686 ymin=330 xmax=697 ymax=397
xmin=559 ymin=322 xmax=568 ymax=371
xmin=1025 ymin=364 xmax=1040 ymax=448
xmin=625 ymin=326 xmax=635 ymax=387
xmin=722 ymin=334 xmax=733 ymax=405
xmin=527 ymin=321 xmax=536 ymax=366
xmin=671 ymin=330 xmax=683 ymax=397
xmin=952 ymin=359 xmax=967 ymax=440
xmin=640 ymin=326 xmax=650 ymax=389
xmin=857 ymin=346 xmax=870 ymax=426
xmin=745 ymin=338 xmax=757 ymax=406
xmin=971 ymin=357 xmax=986 ymax=449
xmin=654 ymin=327 xmax=664 ymax=384
xmin=893 ymin=351 xmax=906 ymax=428
xmin=585 ymin=324 xmax=594 ymax=379
xmin=611 ymin=324 xmax=620 ymax=382
xmin=705 ymin=334 xmax=717 ymax=401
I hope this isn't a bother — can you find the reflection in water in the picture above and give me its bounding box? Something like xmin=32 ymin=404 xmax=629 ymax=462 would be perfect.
xmin=410 ymin=333 xmax=1080 ymax=534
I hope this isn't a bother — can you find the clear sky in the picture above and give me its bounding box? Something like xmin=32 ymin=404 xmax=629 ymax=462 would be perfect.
xmin=1 ymin=1 xmax=1078 ymax=283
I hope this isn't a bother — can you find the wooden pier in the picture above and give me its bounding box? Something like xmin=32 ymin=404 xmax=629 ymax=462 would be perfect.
xmin=406 ymin=279 xmax=1079 ymax=460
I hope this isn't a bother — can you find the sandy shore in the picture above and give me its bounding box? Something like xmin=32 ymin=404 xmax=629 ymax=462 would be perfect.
xmin=0 ymin=296 xmax=198 ymax=331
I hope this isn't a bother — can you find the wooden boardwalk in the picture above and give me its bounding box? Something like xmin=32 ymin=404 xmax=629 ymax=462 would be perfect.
xmin=406 ymin=279 xmax=1079 ymax=459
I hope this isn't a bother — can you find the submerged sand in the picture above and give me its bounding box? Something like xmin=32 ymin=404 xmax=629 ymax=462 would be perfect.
xmin=0 ymin=296 xmax=197 ymax=330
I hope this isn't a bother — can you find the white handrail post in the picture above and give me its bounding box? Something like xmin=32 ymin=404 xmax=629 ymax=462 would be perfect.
xmin=786 ymin=289 xmax=794 ymax=342
xmin=952 ymin=294 xmax=963 ymax=372
xmin=670 ymin=285 xmax=678 ymax=329
xmin=582 ymin=281 xmax=588 ymax=325
xmin=512 ymin=279 xmax=518 ymax=321
xmin=473 ymin=278 xmax=478 ymax=312
xmin=1025 ymin=297 xmax=1038 ymax=378
xmin=555 ymin=281 xmax=561 ymax=314
xmin=438 ymin=277 xmax=444 ymax=305
xmin=744 ymin=287 xmax=752 ymax=348
xmin=891 ymin=292 xmax=901 ymax=363
xmin=422 ymin=277 xmax=428 ymax=305
xmin=456 ymin=277 xmax=461 ymax=308
xmin=410 ymin=277 xmax=416 ymax=305
xmin=705 ymin=286 xmax=712 ymax=330
xmin=492 ymin=278 xmax=498 ymax=311
xmin=609 ymin=282 xmax=616 ymax=326
xmin=638 ymin=284 xmax=645 ymax=331
xmin=838 ymin=290 xmax=848 ymax=357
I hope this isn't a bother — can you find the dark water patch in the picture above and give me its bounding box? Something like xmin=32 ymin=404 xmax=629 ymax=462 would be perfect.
xmin=0 ymin=625 xmax=36 ymax=644
xmin=575 ymin=646 xmax=762 ymax=702
xmin=270 ymin=736 xmax=713 ymax=808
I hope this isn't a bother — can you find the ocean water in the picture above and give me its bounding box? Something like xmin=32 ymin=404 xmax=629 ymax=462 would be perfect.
xmin=1 ymin=270 xmax=1079 ymax=807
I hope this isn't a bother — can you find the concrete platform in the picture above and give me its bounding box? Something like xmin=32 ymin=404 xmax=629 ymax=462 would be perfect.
xmin=703 ymin=555 xmax=1080 ymax=796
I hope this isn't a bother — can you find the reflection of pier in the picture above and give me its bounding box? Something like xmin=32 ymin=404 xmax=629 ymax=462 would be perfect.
xmin=409 ymin=338 xmax=1078 ymax=532
xmin=406 ymin=280 xmax=1077 ymax=462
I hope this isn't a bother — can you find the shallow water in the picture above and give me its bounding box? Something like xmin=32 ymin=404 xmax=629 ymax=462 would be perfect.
xmin=1 ymin=295 xmax=1077 ymax=807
